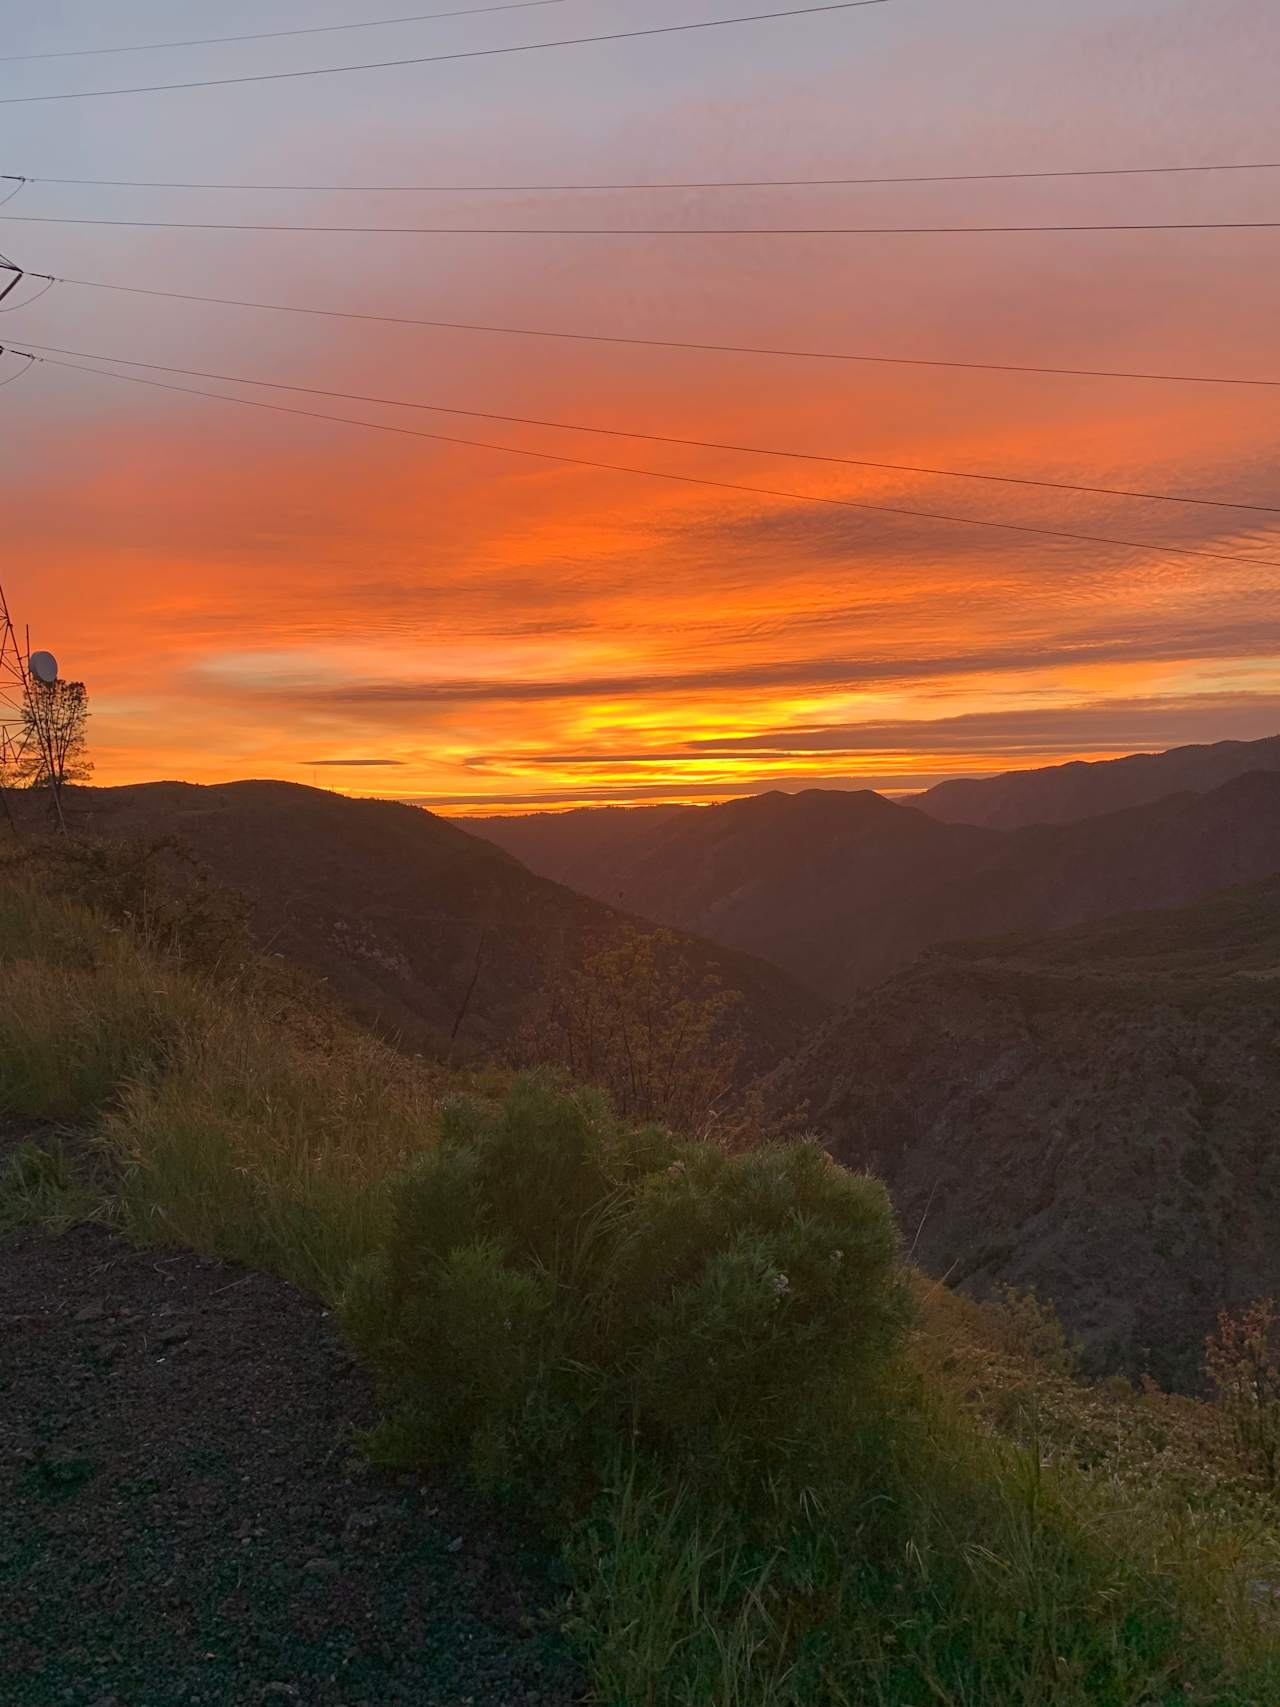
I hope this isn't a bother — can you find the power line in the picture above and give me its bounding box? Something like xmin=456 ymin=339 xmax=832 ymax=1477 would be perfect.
xmin=0 ymin=2 xmax=894 ymax=104
xmin=0 ymin=352 xmax=34 ymax=388
xmin=9 ymin=159 xmax=1280 ymax=192
xmin=36 ymin=271 xmax=1280 ymax=389
xmin=0 ymin=275 xmax=55 ymax=313
xmin=14 ymin=346 xmax=1280 ymax=572
xmin=0 ymin=2 xmax=572 ymax=62
xmin=16 ymin=337 xmax=1278 ymax=517
xmin=5 ymin=212 xmax=1279 ymax=235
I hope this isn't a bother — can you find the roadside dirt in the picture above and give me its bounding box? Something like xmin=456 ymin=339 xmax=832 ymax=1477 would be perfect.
xmin=0 ymin=1141 xmax=584 ymax=1707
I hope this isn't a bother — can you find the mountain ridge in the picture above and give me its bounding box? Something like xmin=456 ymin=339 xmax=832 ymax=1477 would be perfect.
xmin=19 ymin=780 xmax=825 ymax=1068
xmin=464 ymin=768 xmax=1280 ymax=1001
xmin=912 ymin=732 xmax=1280 ymax=829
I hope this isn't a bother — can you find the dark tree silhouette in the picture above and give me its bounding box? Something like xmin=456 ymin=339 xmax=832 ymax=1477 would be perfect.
xmin=22 ymin=678 xmax=92 ymax=791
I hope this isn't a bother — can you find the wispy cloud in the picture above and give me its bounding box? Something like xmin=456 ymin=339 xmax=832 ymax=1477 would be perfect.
xmin=264 ymin=623 xmax=1280 ymax=709
xmin=684 ymin=694 xmax=1280 ymax=755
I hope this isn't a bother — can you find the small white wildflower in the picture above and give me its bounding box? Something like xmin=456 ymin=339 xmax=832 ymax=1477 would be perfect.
xmin=503 ymin=1319 xmax=512 ymax=1332
xmin=831 ymin=1250 xmax=844 ymax=1265
xmin=770 ymin=1272 xmax=791 ymax=1297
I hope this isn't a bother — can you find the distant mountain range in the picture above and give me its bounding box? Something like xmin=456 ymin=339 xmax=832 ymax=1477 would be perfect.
xmin=767 ymin=878 xmax=1280 ymax=1387
xmin=913 ymin=733 xmax=1280 ymax=829
xmin=40 ymin=782 xmax=823 ymax=1067
xmin=463 ymin=761 xmax=1280 ymax=1002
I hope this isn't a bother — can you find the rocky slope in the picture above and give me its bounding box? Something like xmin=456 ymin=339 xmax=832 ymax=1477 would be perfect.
xmin=769 ymin=878 xmax=1280 ymax=1386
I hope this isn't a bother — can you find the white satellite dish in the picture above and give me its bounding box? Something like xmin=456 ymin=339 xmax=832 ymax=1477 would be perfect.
xmin=29 ymin=650 xmax=58 ymax=686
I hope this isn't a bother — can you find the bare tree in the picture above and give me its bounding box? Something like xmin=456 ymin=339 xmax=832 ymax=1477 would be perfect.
xmin=521 ymin=927 xmax=753 ymax=1139
xmin=22 ymin=678 xmax=92 ymax=791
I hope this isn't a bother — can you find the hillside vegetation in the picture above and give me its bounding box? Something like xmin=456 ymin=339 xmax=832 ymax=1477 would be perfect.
xmin=770 ymin=878 xmax=1280 ymax=1387
xmin=19 ymin=781 xmax=823 ymax=1069
xmin=5 ymin=853 xmax=1280 ymax=1705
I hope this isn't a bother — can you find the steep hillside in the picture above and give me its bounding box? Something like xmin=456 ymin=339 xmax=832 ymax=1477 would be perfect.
xmin=25 ymin=782 xmax=823 ymax=1065
xmin=770 ymin=878 xmax=1280 ymax=1386
xmin=465 ymin=774 xmax=1280 ymax=1002
xmin=913 ymin=732 xmax=1280 ymax=829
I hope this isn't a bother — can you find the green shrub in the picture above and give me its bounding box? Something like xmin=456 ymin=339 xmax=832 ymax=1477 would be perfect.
xmin=611 ymin=1142 xmax=905 ymax=1481
xmin=981 ymin=1283 xmax=1082 ymax=1378
xmin=341 ymin=1078 xmax=908 ymax=1501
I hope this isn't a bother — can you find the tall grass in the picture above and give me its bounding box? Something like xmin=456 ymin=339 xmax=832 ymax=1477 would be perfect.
xmin=0 ymin=872 xmax=446 ymax=1294
xmin=571 ymin=1409 xmax=1280 ymax=1706
xmin=0 ymin=881 xmax=217 ymax=1119
xmin=107 ymin=1011 xmax=446 ymax=1295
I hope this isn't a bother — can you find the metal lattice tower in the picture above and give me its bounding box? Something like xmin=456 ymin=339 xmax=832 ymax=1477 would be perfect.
xmin=0 ymin=580 xmax=36 ymax=784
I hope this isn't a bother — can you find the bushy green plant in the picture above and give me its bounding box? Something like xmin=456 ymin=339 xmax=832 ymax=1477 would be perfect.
xmin=609 ymin=1141 xmax=905 ymax=1485
xmin=341 ymin=1078 xmax=908 ymax=1500
xmin=982 ymin=1283 xmax=1082 ymax=1378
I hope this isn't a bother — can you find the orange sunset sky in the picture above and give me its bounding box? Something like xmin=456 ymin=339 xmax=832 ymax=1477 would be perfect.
xmin=1 ymin=0 xmax=1277 ymax=811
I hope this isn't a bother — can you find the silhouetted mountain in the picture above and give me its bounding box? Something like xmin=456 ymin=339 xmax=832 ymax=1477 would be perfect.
xmin=457 ymin=803 xmax=692 ymax=903
xmin=768 ymin=878 xmax=1280 ymax=1387
xmin=40 ymin=782 xmax=824 ymax=1064
xmin=465 ymin=773 xmax=1280 ymax=1001
xmin=912 ymin=733 xmax=1280 ymax=829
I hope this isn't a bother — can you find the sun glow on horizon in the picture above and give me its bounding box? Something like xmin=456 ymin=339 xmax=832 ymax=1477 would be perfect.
xmin=4 ymin=0 xmax=1278 ymax=811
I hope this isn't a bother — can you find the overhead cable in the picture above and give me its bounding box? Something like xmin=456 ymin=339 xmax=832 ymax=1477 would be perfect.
xmin=13 ymin=347 xmax=1280 ymax=573
xmin=0 ymin=2 xmax=572 ymax=61
xmin=32 ymin=272 xmax=1280 ymax=389
xmin=9 ymin=159 xmax=1280 ymax=192
xmin=15 ymin=336 xmax=1279 ymax=516
xmin=0 ymin=275 xmax=55 ymax=312
xmin=4 ymin=212 xmax=1278 ymax=234
xmin=0 ymin=350 xmax=34 ymax=387
xmin=0 ymin=3 xmax=895 ymax=105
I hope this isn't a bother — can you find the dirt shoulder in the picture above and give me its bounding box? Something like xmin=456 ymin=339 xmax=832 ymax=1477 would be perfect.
xmin=0 ymin=1138 xmax=583 ymax=1707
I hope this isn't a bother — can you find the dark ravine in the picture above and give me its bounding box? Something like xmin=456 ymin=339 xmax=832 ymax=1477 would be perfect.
xmin=768 ymin=879 xmax=1280 ymax=1388
xmin=0 ymin=1123 xmax=583 ymax=1707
